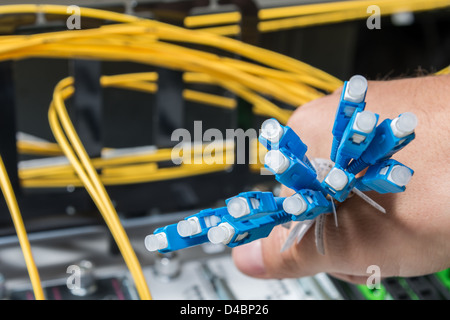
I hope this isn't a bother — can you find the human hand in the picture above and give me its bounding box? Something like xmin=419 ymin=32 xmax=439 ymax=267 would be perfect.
xmin=232 ymin=74 xmax=450 ymax=283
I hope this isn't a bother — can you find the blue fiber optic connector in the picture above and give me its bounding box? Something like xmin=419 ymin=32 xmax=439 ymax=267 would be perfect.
xmin=330 ymin=75 xmax=368 ymax=162
xmin=321 ymin=165 xmax=357 ymax=202
xmin=347 ymin=113 xmax=417 ymax=174
xmin=355 ymin=159 xmax=414 ymax=194
xmin=335 ymin=110 xmax=379 ymax=169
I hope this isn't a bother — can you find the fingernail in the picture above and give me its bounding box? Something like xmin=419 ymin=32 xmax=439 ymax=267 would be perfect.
xmin=232 ymin=240 xmax=266 ymax=277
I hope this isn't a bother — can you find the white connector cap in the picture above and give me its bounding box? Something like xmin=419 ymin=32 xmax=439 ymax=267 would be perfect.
xmin=391 ymin=112 xmax=418 ymax=138
xmin=264 ymin=150 xmax=290 ymax=174
xmin=388 ymin=165 xmax=413 ymax=187
xmin=325 ymin=168 xmax=348 ymax=191
xmin=207 ymin=222 xmax=235 ymax=245
xmin=283 ymin=194 xmax=308 ymax=216
xmin=204 ymin=215 xmax=221 ymax=228
xmin=354 ymin=111 xmax=377 ymax=133
xmin=260 ymin=119 xmax=284 ymax=143
xmin=227 ymin=197 xmax=250 ymax=218
xmin=177 ymin=217 xmax=201 ymax=237
xmin=345 ymin=75 xmax=368 ymax=103
xmin=144 ymin=232 xmax=168 ymax=252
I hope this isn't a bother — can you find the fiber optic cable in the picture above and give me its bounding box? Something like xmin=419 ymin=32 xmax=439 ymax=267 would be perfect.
xmin=257 ymin=0 xmax=450 ymax=32
xmin=0 ymin=155 xmax=45 ymax=300
xmin=48 ymin=78 xmax=152 ymax=300
xmin=0 ymin=5 xmax=342 ymax=91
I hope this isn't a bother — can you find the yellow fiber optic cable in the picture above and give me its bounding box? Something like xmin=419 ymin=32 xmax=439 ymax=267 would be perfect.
xmin=182 ymin=72 xmax=293 ymax=123
xmin=0 ymin=11 xmax=339 ymax=120
xmin=0 ymin=5 xmax=342 ymax=90
xmin=0 ymin=156 xmax=45 ymax=300
xmin=436 ymin=65 xmax=450 ymax=75
xmin=48 ymin=78 xmax=152 ymax=300
xmin=100 ymin=72 xmax=159 ymax=85
xmin=17 ymin=140 xmax=63 ymax=156
xmin=182 ymin=89 xmax=236 ymax=109
xmin=0 ymin=35 xmax=315 ymax=112
xmin=0 ymin=38 xmax=312 ymax=107
xmin=184 ymin=11 xmax=241 ymax=28
xmin=257 ymin=0 xmax=450 ymax=32
xmin=18 ymin=71 xmax=235 ymax=187
xmin=193 ymin=25 xmax=241 ymax=37
xmin=258 ymin=0 xmax=450 ymax=20
xmin=101 ymin=73 xmax=236 ymax=109
xmin=19 ymin=139 xmax=234 ymax=187
xmin=46 ymin=78 xmax=232 ymax=300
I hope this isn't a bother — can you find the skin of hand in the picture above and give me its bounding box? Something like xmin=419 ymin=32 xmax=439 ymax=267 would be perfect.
xmin=232 ymin=74 xmax=450 ymax=284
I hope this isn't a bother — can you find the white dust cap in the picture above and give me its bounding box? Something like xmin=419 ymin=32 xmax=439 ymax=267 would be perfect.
xmin=144 ymin=233 xmax=168 ymax=252
xmin=283 ymin=194 xmax=307 ymax=216
xmin=345 ymin=75 xmax=368 ymax=103
xmin=354 ymin=111 xmax=377 ymax=133
xmin=260 ymin=118 xmax=284 ymax=143
xmin=325 ymin=168 xmax=349 ymax=191
xmin=227 ymin=197 xmax=250 ymax=218
xmin=264 ymin=150 xmax=289 ymax=174
xmin=391 ymin=112 xmax=418 ymax=138
xmin=389 ymin=165 xmax=413 ymax=187
xmin=207 ymin=223 xmax=235 ymax=245
xmin=177 ymin=218 xmax=201 ymax=237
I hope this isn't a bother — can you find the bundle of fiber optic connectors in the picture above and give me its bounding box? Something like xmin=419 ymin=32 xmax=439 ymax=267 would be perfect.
xmin=144 ymin=75 xmax=417 ymax=254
